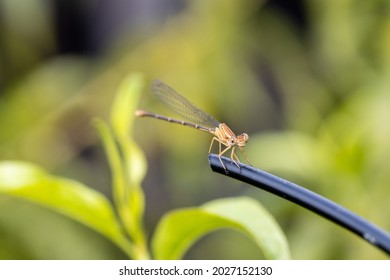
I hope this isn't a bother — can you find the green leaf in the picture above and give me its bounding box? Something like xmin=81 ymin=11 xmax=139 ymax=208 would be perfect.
xmin=100 ymin=73 xmax=148 ymax=258
xmin=110 ymin=72 xmax=147 ymax=188
xmin=110 ymin=72 xmax=145 ymax=138
xmin=151 ymin=196 xmax=290 ymax=260
xmin=94 ymin=118 xmax=129 ymax=208
xmin=111 ymin=74 xmax=147 ymax=241
xmin=0 ymin=161 xmax=134 ymax=257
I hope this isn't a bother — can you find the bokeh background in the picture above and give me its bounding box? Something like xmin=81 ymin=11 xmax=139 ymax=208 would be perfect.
xmin=1 ymin=0 xmax=390 ymax=259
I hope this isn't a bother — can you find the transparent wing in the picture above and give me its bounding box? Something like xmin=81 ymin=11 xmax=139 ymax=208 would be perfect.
xmin=151 ymin=79 xmax=220 ymax=128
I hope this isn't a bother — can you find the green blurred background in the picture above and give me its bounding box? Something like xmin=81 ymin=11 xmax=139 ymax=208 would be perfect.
xmin=1 ymin=0 xmax=390 ymax=259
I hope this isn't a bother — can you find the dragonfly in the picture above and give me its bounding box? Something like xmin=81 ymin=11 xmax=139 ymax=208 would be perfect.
xmin=135 ymin=79 xmax=251 ymax=171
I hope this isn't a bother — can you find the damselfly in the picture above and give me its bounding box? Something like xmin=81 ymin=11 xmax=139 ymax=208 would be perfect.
xmin=135 ymin=80 xmax=251 ymax=170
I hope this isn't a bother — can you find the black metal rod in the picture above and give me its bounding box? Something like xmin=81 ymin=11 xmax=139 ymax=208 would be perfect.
xmin=208 ymin=154 xmax=390 ymax=256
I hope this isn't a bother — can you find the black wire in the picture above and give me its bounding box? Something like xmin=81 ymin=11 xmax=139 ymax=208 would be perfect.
xmin=208 ymin=154 xmax=390 ymax=256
